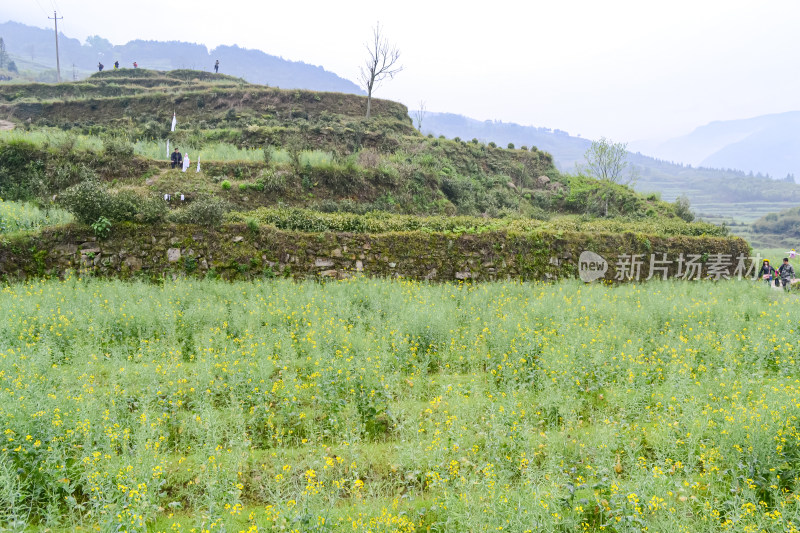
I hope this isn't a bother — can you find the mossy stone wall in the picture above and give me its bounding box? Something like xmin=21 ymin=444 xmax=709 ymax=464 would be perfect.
xmin=0 ymin=224 xmax=750 ymax=283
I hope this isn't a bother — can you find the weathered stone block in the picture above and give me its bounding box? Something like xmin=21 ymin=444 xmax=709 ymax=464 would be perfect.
xmin=55 ymin=244 xmax=77 ymax=255
xmin=125 ymin=256 xmax=142 ymax=271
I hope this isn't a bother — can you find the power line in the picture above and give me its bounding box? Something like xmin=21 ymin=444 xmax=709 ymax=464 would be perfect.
xmin=32 ymin=0 xmax=49 ymax=16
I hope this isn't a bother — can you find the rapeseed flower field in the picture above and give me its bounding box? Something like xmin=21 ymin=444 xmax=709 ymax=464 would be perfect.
xmin=1 ymin=277 xmax=799 ymax=532
xmin=0 ymin=199 xmax=72 ymax=234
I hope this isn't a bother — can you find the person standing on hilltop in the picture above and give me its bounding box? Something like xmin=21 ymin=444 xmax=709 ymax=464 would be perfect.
xmin=182 ymin=152 xmax=191 ymax=173
xmin=114 ymin=60 xmax=119 ymax=69
xmin=98 ymin=62 xmax=104 ymax=72
xmin=133 ymin=61 xmax=138 ymax=68
xmin=214 ymin=60 xmax=219 ymax=73
xmin=171 ymin=147 xmax=182 ymax=169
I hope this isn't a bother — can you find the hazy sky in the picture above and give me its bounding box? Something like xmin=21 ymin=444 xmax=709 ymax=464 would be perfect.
xmin=5 ymin=0 xmax=800 ymax=142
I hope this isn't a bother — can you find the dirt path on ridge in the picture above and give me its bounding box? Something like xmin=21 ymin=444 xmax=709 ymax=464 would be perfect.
xmin=0 ymin=120 xmax=14 ymax=131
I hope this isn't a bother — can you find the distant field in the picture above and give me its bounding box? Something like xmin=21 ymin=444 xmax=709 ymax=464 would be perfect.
xmin=694 ymin=202 xmax=797 ymax=225
xmin=2 ymin=277 xmax=800 ymax=531
xmin=638 ymin=177 xmax=800 ymax=226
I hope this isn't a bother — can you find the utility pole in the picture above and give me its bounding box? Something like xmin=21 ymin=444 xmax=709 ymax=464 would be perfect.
xmin=72 ymin=63 xmax=77 ymax=81
xmin=49 ymin=11 xmax=63 ymax=82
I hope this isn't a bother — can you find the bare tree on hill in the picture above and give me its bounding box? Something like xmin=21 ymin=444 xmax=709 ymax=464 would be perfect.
xmin=414 ymin=100 xmax=426 ymax=131
xmin=359 ymin=23 xmax=402 ymax=120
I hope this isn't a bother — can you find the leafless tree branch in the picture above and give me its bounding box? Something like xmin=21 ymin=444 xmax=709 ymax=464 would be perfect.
xmin=359 ymin=22 xmax=402 ymax=119
xmin=413 ymin=100 xmax=426 ymax=132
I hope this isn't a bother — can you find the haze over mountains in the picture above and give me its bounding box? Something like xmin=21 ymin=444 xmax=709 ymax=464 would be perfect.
xmin=631 ymin=111 xmax=800 ymax=181
xmin=0 ymin=20 xmax=361 ymax=93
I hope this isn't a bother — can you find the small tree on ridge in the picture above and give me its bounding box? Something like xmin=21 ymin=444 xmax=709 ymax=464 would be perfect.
xmin=359 ymin=23 xmax=402 ymax=120
xmin=413 ymin=100 xmax=426 ymax=132
xmin=580 ymin=137 xmax=635 ymax=185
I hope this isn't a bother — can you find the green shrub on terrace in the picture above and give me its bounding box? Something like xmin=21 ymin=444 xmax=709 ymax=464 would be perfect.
xmin=44 ymin=161 xmax=97 ymax=194
xmin=562 ymin=174 xmax=646 ymax=217
xmin=103 ymin=136 xmax=134 ymax=161
xmin=256 ymin=169 xmax=288 ymax=192
xmin=168 ymin=196 xmax=231 ymax=226
xmin=57 ymin=180 xmax=117 ymax=224
xmin=227 ymin=207 xmax=729 ymax=237
xmin=674 ymin=194 xmax=694 ymax=222
xmin=58 ymin=180 xmax=166 ymax=225
xmin=0 ymin=139 xmax=45 ymax=201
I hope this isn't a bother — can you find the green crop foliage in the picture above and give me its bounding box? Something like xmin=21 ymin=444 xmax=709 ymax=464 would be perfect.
xmin=0 ymin=277 xmax=799 ymax=530
xmin=0 ymin=199 xmax=73 ymax=233
xmin=227 ymin=206 xmax=728 ymax=237
xmin=0 ymin=129 xmax=104 ymax=152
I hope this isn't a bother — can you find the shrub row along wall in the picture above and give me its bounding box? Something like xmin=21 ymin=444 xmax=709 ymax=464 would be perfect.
xmin=0 ymin=224 xmax=750 ymax=283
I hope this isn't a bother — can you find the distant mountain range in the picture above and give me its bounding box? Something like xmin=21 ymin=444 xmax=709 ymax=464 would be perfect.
xmin=630 ymin=111 xmax=800 ymax=181
xmin=0 ymin=20 xmax=362 ymax=93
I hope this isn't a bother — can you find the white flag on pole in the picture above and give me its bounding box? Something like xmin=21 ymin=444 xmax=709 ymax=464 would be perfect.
xmin=166 ymin=139 xmax=170 ymax=158
xmin=171 ymin=112 xmax=176 ymax=132
xmin=196 ymin=155 xmax=201 ymax=173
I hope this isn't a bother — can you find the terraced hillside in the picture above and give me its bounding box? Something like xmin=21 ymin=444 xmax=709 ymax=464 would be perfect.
xmin=0 ymin=69 xmax=746 ymax=282
xmin=0 ymin=69 xmax=676 ymax=217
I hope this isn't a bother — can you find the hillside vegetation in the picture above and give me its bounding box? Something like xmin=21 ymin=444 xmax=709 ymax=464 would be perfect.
xmin=737 ymin=205 xmax=800 ymax=248
xmin=0 ymin=69 xmax=710 ymax=235
xmin=421 ymin=111 xmax=800 ymax=225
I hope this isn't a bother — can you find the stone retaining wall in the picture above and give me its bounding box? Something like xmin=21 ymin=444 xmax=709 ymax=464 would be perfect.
xmin=0 ymin=224 xmax=751 ymax=283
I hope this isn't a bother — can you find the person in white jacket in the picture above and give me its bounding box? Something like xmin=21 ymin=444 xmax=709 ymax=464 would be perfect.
xmin=182 ymin=152 xmax=190 ymax=173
